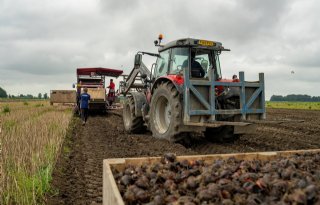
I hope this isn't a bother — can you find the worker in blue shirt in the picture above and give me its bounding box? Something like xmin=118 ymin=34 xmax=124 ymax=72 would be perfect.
xmin=80 ymin=87 xmax=91 ymax=125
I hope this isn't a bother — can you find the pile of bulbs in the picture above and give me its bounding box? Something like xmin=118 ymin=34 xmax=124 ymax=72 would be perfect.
xmin=112 ymin=153 xmax=320 ymax=205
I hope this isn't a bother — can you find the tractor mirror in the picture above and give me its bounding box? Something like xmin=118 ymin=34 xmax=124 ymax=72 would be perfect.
xmin=134 ymin=54 xmax=142 ymax=66
xmin=72 ymin=83 xmax=75 ymax=88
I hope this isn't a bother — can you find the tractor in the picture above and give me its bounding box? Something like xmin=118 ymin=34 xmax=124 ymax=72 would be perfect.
xmin=120 ymin=35 xmax=265 ymax=142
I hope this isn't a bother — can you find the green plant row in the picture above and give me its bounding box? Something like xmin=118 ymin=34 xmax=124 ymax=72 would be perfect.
xmin=0 ymin=101 xmax=72 ymax=205
xmin=266 ymin=101 xmax=320 ymax=110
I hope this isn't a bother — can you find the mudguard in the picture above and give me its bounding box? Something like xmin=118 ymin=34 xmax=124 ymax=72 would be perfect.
xmin=152 ymin=76 xmax=184 ymax=94
xmin=128 ymin=92 xmax=147 ymax=117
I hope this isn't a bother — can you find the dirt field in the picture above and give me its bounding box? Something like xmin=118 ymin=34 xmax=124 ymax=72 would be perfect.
xmin=47 ymin=108 xmax=320 ymax=205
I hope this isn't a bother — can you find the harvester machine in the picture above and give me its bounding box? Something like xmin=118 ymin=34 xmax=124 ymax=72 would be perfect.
xmin=76 ymin=67 xmax=123 ymax=112
xmin=120 ymin=35 xmax=266 ymax=142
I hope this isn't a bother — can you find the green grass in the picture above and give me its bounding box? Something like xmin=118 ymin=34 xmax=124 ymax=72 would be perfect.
xmin=266 ymin=101 xmax=320 ymax=110
xmin=0 ymin=101 xmax=72 ymax=205
xmin=3 ymin=164 xmax=54 ymax=205
xmin=2 ymin=145 xmax=58 ymax=205
xmin=34 ymin=103 xmax=44 ymax=107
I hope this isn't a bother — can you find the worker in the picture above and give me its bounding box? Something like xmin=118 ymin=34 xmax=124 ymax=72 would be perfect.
xmin=107 ymin=79 xmax=115 ymax=91
xmin=182 ymin=51 xmax=205 ymax=78
xmin=232 ymin=74 xmax=240 ymax=82
xmin=107 ymin=79 xmax=115 ymax=106
xmin=80 ymin=87 xmax=90 ymax=125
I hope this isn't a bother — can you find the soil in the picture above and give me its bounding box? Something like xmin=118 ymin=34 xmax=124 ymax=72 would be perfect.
xmin=46 ymin=108 xmax=320 ymax=205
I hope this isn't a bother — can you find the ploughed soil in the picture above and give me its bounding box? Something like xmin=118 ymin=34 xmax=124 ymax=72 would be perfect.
xmin=47 ymin=108 xmax=320 ymax=205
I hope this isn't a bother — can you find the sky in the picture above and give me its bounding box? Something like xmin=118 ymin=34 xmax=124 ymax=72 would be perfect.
xmin=0 ymin=0 xmax=319 ymax=99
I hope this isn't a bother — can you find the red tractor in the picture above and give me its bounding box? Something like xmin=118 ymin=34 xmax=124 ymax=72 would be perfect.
xmin=121 ymin=35 xmax=265 ymax=142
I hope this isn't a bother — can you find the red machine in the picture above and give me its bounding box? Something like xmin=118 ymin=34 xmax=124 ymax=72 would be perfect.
xmin=76 ymin=67 xmax=123 ymax=112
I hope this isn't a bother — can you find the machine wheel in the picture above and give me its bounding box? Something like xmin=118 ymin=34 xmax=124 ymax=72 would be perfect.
xmin=204 ymin=125 xmax=238 ymax=143
xmin=149 ymin=82 xmax=182 ymax=141
xmin=123 ymin=96 xmax=145 ymax=133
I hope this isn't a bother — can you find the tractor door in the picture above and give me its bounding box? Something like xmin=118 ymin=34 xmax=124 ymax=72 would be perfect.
xmin=154 ymin=49 xmax=170 ymax=78
xmin=169 ymin=47 xmax=189 ymax=75
xmin=182 ymin=49 xmax=217 ymax=123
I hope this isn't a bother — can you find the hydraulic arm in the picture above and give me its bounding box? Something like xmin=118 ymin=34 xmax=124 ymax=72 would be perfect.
xmin=122 ymin=52 xmax=156 ymax=95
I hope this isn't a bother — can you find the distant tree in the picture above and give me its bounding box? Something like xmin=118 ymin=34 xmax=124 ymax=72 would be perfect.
xmin=38 ymin=93 xmax=42 ymax=99
xmin=270 ymin=95 xmax=284 ymax=101
xmin=270 ymin=94 xmax=320 ymax=102
xmin=26 ymin=94 xmax=33 ymax=99
xmin=0 ymin=87 xmax=8 ymax=98
xmin=312 ymin=96 xmax=320 ymax=101
xmin=43 ymin=93 xmax=48 ymax=99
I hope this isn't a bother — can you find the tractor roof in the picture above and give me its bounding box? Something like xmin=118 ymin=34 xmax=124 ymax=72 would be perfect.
xmin=158 ymin=38 xmax=228 ymax=52
xmin=77 ymin=67 xmax=123 ymax=77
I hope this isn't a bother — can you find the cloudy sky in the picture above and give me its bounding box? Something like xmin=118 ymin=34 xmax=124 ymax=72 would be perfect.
xmin=0 ymin=0 xmax=319 ymax=99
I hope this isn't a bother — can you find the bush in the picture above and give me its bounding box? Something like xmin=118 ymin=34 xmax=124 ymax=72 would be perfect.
xmin=2 ymin=105 xmax=10 ymax=114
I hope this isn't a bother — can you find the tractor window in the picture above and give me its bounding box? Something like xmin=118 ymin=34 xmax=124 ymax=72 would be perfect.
xmin=155 ymin=49 xmax=170 ymax=78
xmin=193 ymin=50 xmax=211 ymax=78
xmin=180 ymin=49 xmax=212 ymax=78
xmin=170 ymin=47 xmax=189 ymax=74
xmin=214 ymin=53 xmax=222 ymax=79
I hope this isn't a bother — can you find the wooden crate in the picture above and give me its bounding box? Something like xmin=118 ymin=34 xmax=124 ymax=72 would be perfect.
xmin=87 ymin=88 xmax=106 ymax=101
xmin=103 ymin=149 xmax=320 ymax=205
xmin=50 ymin=90 xmax=76 ymax=104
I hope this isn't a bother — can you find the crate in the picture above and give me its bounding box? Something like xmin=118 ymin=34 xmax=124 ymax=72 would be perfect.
xmin=103 ymin=149 xmax=320 ymax=205
xmin=50 ymin=90 xmax=76 ymax=104
xmin=87 ymin=88 xmax=106 ymax=101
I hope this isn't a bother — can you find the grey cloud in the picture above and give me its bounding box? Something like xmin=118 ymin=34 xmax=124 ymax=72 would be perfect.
xmin=0 ymin=0 xmax=319 ymax=97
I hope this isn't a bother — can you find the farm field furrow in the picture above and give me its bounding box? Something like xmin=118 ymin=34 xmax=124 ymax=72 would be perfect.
xmin=47 ymin=108 xmax=320 ymax=205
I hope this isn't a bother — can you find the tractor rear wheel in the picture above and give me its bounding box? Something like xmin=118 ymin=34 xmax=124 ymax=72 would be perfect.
xmin=204 ymin=125 xmax=238 ymax=143
xmin=149 ymin=82 xmax=182 ymax=141
xmin=123 ymin=96 xmax=145 ymax=133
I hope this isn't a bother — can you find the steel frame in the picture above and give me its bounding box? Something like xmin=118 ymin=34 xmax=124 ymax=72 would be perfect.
xmin=183 ymin=67 xmax=265 ymax=123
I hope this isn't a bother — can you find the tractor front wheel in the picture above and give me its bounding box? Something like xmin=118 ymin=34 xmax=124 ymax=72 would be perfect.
xmin=149 ymin=82 xmax=182 ymax=141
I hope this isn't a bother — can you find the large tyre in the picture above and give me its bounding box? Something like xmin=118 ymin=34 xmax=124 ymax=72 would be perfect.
xmin=149 ymin=82 xmax=182 ymax=141
xmin=123 ymin=96 xmax=145 ymax=133
xmin=204 ymin=125 xmax=238 ymax=143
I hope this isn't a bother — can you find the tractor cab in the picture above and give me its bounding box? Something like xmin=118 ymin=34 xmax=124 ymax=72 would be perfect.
xmin=154 ymin=38 xmax=226 ymax=82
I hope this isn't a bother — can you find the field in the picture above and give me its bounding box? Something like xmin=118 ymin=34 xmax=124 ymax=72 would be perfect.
xmin=46 ymin=107 xmax=320 ymax=204
xmin=1 ymin=101 xmax=320 ymax=204
xmin=0 ymin=101 xmax=72 ymax=204
xmin=266 ymin=101 xmax=320 ymax=110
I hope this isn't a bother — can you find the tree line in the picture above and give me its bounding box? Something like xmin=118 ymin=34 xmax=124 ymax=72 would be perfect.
xmin=0 ymin=87 xmax=48 ymax=99
xmin=270 ymin=94 xmax=320 ymax=102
